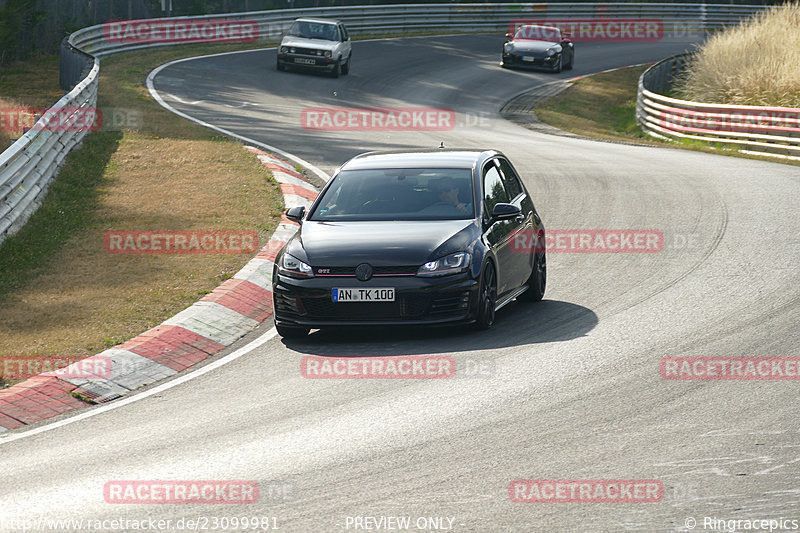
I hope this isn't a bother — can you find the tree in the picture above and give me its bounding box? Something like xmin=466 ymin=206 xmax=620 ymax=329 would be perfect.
xmin=0 ymin=0 xmax=46 ymax=64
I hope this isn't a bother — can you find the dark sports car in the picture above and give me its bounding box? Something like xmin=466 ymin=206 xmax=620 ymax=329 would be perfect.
xmin=501 ymin=24 xmax=574 ymax=72
xmin=272 ymin=149 xmax=546 ymax=338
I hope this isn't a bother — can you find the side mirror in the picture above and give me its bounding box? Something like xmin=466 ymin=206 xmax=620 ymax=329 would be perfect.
xmin=504 ymin=32 xmax=514 ymax=40
xmin=286 ymin=205 xmax=306 ymax=223
xmin=489 ymin=203 xmax=521 ymax=224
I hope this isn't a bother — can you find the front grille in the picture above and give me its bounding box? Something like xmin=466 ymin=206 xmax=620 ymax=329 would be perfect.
xmin=301 ymin=298 xmax=404 ymax=320
xmin=375 ymin=266 xmax=418 ymax=276
xmin=314 ymin=266 xmax=418 ymax=277
xmin=292 ymin=47 xmax=322 ymax=56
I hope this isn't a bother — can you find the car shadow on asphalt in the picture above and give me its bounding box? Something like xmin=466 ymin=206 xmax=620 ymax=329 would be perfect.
xmin=279 ymin=299 xmax=597 ymax=356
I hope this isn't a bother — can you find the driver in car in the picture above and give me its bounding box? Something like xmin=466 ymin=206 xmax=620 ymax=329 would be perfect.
xmin=434 ymin=178 xmax=470 ymax=214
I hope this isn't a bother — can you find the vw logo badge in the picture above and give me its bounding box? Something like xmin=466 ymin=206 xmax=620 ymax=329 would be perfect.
xmin=355 ymin=263 xmax=373 ymax=281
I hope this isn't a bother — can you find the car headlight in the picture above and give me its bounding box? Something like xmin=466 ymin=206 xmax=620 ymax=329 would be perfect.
xmin=324 ymin=50 xmax=332 ymax=58
xmin=280 ymin=46 xmax=287 ymax=53
xmin=289 ymin=47 xmax=296 ymax=53
xmin=546 ymin=48 xmax=555 ymax=56
xmin=417 ymin=252 xmax=470 ymax=277
xmin=279 ymin=253 xmax=314 ymax=278
xmin=503 ymin=42 xmax=513 ymax=53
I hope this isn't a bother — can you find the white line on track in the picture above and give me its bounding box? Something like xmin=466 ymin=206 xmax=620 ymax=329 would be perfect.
xmin=163 ymin=93 xmax=206 ymax=105
xmin=145 ymin=48 xmax=331 ymax=183
xmin=0 ymin=328 xmax=278 ymax=444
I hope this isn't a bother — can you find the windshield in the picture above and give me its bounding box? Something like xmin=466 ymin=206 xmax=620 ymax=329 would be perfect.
xmin=309 ymin=168 xmax=475 ymax=221
xmin=287 ymin=21 xmax=339 ymax=41
xmin=514 ymin=25 xmax=562 ymax=42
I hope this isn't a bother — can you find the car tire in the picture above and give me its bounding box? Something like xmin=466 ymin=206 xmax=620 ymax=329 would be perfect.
xmin=553 ymin=54 xmax=562 ymax=73
xmin=475 ymin=261 xmax=497 ymax=330
xmin=276 ymin=323 xmax=310 ymax=338
xmin=341 ymin=54 xmax=350 ymax=75
xmin=330 ymin=59 xmax=341 ymax=78
xmin=276 ymin=59 xmax=285 ymax=71
xmin=565 ymin=51 xmax=574 ymax=70
xmin=519 ymin=250 xmax=546 ymax=302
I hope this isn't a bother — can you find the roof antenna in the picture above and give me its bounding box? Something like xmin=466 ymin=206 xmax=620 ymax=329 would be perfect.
xmin=438 ymin=141 xmax=445 ymax=149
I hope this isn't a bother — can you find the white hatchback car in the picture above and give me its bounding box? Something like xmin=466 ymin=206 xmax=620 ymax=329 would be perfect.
xmin=277 ymin=18 xmax=352 ymax=77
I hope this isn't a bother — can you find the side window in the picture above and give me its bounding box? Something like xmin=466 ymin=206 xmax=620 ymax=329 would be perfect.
xmin=496 ymin=158 xmax=523 ymax=201
xmin=483 ymin=163 xmax=509 ymax=220
xmin=340 ymin=25 xmax=349 ymax=41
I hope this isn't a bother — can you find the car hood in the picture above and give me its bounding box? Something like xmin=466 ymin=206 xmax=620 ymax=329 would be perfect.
xmin=509 ymin=40 xmax=558 ymax=53
xmin=288 ymin=220 xmax=476 ymax=267
xmin=280 ymin=36 xmax=338 ymax=51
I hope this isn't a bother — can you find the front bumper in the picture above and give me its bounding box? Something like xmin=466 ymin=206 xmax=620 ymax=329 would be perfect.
xmin=502 ymin=53 xmax=559 ymax=70
xmin=273 ymin=271 xmax=479 ymax=327
xmin=278 ymin=53 xmax=337 ymax=70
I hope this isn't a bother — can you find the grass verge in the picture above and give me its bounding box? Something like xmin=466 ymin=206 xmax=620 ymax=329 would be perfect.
xmin=0 ymin=42 xmax=287 ymax=388
xmin=0 ymin=56 xmax=65 ymax=152
xmin=535 ymin=67 xmax=650 ymax=143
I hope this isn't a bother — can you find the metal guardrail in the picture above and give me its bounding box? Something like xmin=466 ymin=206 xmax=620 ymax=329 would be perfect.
xmin=636 ymin=53 xmax=800 ymax=161
xmin=0 ymin=3 xmax=776 ymax=245
xmin=0 ymin=58 xmax=99 ymax=242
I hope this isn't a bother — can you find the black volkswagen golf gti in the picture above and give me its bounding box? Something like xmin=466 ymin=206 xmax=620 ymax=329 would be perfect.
xmin=272 ymin=149 xmax=546 ymax=338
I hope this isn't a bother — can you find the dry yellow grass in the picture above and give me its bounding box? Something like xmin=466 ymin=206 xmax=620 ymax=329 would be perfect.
xmin=676 ymin=2 xmax=800 ymax=106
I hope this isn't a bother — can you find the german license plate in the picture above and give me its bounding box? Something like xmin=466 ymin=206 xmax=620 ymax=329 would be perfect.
xmin=294 ymin=58 xmax=316 ymax=65
xmin=522 ymin=56 xmax=535 ymax=62
xmin=332 ymin=288 xmax=395 ymax=302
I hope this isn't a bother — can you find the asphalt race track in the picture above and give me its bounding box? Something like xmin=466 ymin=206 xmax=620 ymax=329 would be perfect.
xmin=2 ymin=34 xmax=800 ymax=532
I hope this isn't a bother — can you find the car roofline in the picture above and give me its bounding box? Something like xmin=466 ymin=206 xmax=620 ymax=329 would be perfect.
xmin=339 ymin=149 xmax=501 ymax=171
xmin=293 ymin=17 xmax=342 ymax=25
xmin=516 ymin=24 xmax=561 ymax=32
